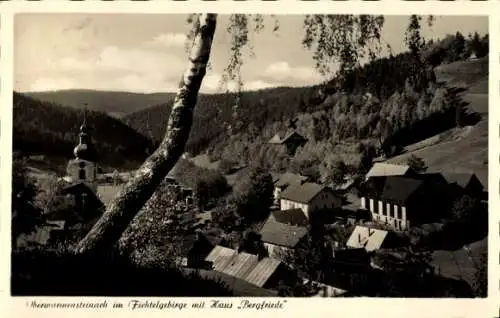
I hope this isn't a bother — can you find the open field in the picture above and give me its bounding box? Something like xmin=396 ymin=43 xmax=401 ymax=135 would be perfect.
xmin=387 ymin=119 xmax=488 ymax=190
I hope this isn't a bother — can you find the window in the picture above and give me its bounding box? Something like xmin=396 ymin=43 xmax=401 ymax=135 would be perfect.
xmin=79 ymin=169 xmax=86 ymax=180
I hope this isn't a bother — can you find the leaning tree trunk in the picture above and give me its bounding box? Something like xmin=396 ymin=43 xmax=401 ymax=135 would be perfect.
xmin=75 ymin=14 xmax=218 ymax=254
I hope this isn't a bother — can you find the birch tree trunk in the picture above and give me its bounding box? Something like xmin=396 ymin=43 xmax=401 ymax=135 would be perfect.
xmin=75 ymin=14 xmax=218 ymax=254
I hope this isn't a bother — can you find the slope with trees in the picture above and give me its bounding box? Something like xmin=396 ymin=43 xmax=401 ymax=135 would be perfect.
xmin=13 ymin=92 xmax=154 ymax=172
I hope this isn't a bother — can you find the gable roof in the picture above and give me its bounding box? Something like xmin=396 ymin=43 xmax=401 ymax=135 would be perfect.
xmin=268 ymin=129 xmax=305 ymax=145
xmin=440 ymin=172 xmax=483 ymax=189
xmin=280 ymin=182 xmax=331 ymax=204
xmin=205 ymin=245 xmax=238 ymax=272
xmin=361 ymin=176 xmax=425 ymax=204
xmin=365 ymin=163 xmax=411 ymax=179
xmin=220 ymin=252 xmax=259 ymax=279
xmin=245 ymin=257 xmax=283 ymax=287
xmin=62 ymin=181 xmax=93 ymax=193
xmin=346 ymin=226 xmax=388 ymax=252
xmin=275 ymin=172 xmax=309 ymax=188
xmin=187 ymin=268 xmax=278 ymax=296
xmin=381 ymin=176 xmax=424 ymax=203
xmin=272 ymin=209 xmax=309 ymax=226
xmin=259 ymin=214 xmax=308 ymax=248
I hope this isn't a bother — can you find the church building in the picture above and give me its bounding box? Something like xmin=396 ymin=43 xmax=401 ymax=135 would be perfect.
xmin=59 ymin=111 xmax=104 ymax=224
xmin=65 ymin=113 xmax=99 ymax=193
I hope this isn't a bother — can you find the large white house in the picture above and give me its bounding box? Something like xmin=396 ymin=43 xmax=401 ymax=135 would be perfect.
xmin=360 ymin=174 xmax=449 ymax=231
xmin=279 ymin=182 xmax=342 ymax=219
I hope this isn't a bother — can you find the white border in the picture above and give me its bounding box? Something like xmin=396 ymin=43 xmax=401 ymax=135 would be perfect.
xmin=1 ymin=2 xmax=498 ymax=318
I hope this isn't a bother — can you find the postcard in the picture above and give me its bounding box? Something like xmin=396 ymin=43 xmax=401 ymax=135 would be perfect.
xmin=0 ymin=1 xmax=498 ymax=318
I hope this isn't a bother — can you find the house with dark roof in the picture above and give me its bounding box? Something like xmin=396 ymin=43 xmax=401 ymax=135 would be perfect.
xmin=259 ymin=211 xmax=309 ymax=260
xmin=16 ymin=220 xmax=67 ymax=248
xmin=59 ymin=182 xmax=104 ymax=225
xmin=272 ymin=208 xmax=309 ymax=227
xmin=440 ymin=172 xmax=484 ymax=197
xmin=279 ymin=182 xmax=343 ymax=219
xmin=360 ymin=175 xmax=450 ymax=231
xmin=273 ymin=172 xmax=309 ymax=205
xmin=267 ymin=129 xmax=307 ymax=155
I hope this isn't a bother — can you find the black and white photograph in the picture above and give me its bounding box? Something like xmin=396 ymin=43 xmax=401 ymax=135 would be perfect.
xmin=9 ymin=12 xmax=489 ymax=299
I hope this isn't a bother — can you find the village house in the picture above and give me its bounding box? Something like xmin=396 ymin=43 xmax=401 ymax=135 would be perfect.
xmin=16 ymin=220 xmax=66 ymax=248
xmin=272 ymin=172 xmax=309 ymax=205
xmin=359 ymin=175 xmax=449 ymax=231
xmin=279 ymin=182 xmax=343 ymax=219
xmin=440 ymin=171 xmax=484 ymax=198
xmin=259 ymin=209 xmax=309 ymax=260
xmin=267 ymin=129 xmax=308 ymax=156
xmin=364 ymin=162 xmax=416 ymax=181
xmin=346 ymin=226 xmax=391 ymax=252
xmin=204 ymin=245 xmax=292 ymax=290
xmin=60 ymin=182 xmax=104 ymax=223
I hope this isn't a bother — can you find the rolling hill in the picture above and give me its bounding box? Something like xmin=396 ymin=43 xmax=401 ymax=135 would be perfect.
xmin=23 ymin=89 xmax=178 ymax=118
xmin=13 ymin=92 xmax=154 ymax=173
xmin=387 ymin=57 xmax=488 ymax=189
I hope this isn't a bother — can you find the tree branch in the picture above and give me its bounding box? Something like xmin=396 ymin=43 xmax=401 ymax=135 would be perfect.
xmin=74 ymin=13 xmax=218 ymax=254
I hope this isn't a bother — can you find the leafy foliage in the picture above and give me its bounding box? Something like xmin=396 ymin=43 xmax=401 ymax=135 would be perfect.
xmin=406 ymin=155 xmax=428 ymax=173
xmin=238 ymin=231 xmax=268 ymax=259
xmin=11 ymin=155 xmax=44 ymax=245
xmin=11 ymin=247 xmax=233 ymax=296
xmin=302 ymin=15 xmax=386 ymax=75
xmin=169 ymin=159 xmax=231 ymax=210
xmin=118 ymin=179 xmax=198 ymax=267
xmin=232 ymin=166 xmax=274 ymax=225
xmin=472 ymin=248 xmax=487 ymax=297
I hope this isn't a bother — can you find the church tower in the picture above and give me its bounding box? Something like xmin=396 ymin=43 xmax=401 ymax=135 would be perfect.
xmin=66 ymin=108 xmax=98 ymax=193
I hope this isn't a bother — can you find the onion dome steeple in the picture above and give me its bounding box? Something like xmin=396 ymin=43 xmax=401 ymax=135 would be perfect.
xmin=73 ymin=107 xmax=97 ymax=162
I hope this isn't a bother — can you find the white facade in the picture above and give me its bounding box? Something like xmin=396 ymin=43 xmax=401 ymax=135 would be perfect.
xmin=361 ymin=197 xmax=410 ymax=231
xmin=273 ymin=187 xmax=284 ymax=205
xmin=264 ymin=243 xmax=291 ymax=261
xmin=280 ymin=190 xmax=342 ymax=218
xmin=66 ymin=158 xmax=98 ymax=193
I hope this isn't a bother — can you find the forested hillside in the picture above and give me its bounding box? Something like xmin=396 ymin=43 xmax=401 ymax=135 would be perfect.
xmin=13 ymin=92 xmax=154 ymax=172
xmin=122 ymin=86 xmax=319 ymax=155
xmin=123 ymin=31 xmax=488 ymax=182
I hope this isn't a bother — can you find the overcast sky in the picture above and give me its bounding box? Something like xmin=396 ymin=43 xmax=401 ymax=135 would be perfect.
xmin=14 ymin=14 xmax=488 ymax=94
